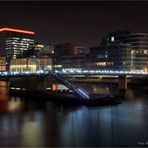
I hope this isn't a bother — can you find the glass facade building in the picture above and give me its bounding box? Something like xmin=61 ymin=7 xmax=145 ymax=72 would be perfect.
xmin=10 ymin=48 xmax=53 ymax=73
xmin=0 ymin=28 xmax=35 ymax=70
xmin=89 ymin=30 xmax=148 ymax=72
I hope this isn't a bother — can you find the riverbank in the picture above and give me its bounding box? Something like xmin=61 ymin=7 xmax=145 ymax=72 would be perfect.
xmin=9 ymin=89 xmax=119 ymax=106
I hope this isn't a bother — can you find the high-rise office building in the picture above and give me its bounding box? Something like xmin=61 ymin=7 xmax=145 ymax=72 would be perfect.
xmin=0 ymin=28 xmax=35 ymax=69
xmin=89 ymin=30 xmax=148 ymax=72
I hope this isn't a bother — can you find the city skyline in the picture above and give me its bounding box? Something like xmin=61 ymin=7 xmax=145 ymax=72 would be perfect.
xmin=0 ymin=1 xmax=148 ymax=147
xmin=1 ymin=1 xmax=148 ymax=48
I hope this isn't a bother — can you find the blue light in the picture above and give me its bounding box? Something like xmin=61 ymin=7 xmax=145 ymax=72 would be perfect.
xmin=37 ymin=70 xmax=43 ymax=74
xmin=0 ymin=69 xmax=148 ymax=78
xmin=44 ymin=71 xmax=49 ymax=74
xmin=77 ymin=88 xmax=90 ymax=99
xmin=3 ymin=72 xmax=8 ymax=75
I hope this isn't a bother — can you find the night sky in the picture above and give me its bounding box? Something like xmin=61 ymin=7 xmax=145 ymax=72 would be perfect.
xmin=1 ymin=1 xmax=148 ymax=48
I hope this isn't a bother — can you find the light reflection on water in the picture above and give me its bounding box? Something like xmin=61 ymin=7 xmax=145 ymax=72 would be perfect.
xmin=0 ymin=81 xmax=148 ymax=147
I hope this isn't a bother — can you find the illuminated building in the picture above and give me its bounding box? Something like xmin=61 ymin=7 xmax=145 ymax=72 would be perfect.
xmin=33 ymin=43 xmax=54 ymax=70
xmin=10 ymin=48 xmax=52 ymax=72
xmin=0 ymin=28 xmax=35 ymax=70
xmin=89 ymin=30 xmax=148 ymax=72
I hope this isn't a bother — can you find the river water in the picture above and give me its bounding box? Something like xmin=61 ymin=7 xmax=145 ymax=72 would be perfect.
xmin=0 ymin=81 xmax=148 ymax=147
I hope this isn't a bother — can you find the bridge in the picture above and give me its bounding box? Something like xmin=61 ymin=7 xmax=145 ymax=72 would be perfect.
xmin=0 ymin=69 xmax=147 ymax=77
xmin=0 ymin=69 xmax=147 ymax=102
xmin=0 ymin=69 xmax=147 ymax=88
xmin=2 ymin=70 xmax=115 ymax=100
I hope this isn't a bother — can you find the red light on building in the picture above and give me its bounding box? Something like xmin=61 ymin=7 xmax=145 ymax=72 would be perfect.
xmin=0 ymin=28 xmax=35 ymax=35
xmin=52 ymin=84 xmax=57 ymax=92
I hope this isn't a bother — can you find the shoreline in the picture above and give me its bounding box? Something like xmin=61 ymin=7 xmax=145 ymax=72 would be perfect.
xmin=8 ymin=89 xmax=119 ymax=106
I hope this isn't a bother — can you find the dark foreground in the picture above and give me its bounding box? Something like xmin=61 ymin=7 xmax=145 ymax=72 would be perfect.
xmin=0 ymin=84 xmax=148 ymax=147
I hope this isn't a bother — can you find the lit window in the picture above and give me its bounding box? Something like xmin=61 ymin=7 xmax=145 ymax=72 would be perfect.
xmin=111 ymin=36 xmax=114 ymax=42
xmin=144 ymin=50 xmax=148 ymax=54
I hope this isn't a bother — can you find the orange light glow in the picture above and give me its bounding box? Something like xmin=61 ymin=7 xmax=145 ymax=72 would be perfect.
xmin=0 ymin=28 xmax=35 ymax=35
xmin=52 ymin=84 xmax=57 ymax=92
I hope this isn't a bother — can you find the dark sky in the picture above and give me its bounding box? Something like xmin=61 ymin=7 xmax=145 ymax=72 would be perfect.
xmin=1 ymin=1 xmax=148 ymax=48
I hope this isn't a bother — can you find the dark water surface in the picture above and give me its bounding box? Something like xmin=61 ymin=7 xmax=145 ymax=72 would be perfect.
xmin=0 ymin=82 xmax=148 ymax=147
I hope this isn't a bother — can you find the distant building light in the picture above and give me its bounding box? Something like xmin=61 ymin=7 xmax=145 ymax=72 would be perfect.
xmin=111 ymin=36 xmax=114 ymax=42
xmin=54 ymin=65 xmax=62 ymax=68
xmin=35 ymin=44 xmax=44 ymax=48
